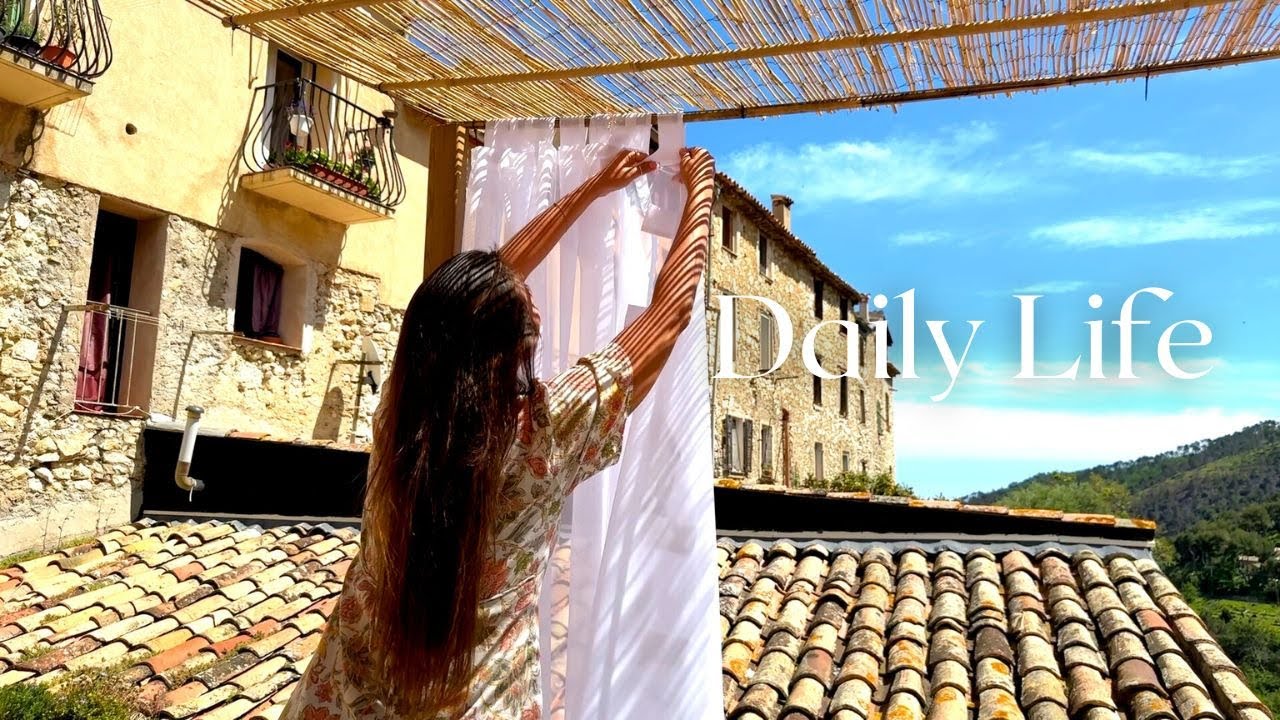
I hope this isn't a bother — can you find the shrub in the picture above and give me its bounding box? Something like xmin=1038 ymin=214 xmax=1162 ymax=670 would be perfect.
xmin=0 ymin=666 xmax=141 ymax=720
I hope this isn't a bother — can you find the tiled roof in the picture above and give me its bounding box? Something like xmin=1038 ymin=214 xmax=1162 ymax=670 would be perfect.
xmin=716 ymin=539 xmax=1272 ymax=720
xmin=0 ymin=519 xmax=356 ymax=719
xmin=716 ymin=172 xmax=866 ymax=308
xmin=1 ymin=515 xmax=1271 ymax=720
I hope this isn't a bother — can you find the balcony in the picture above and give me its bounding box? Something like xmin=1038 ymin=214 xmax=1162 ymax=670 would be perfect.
xmin=0 ymin=0 xmax=112 ymax=109
xmin=241 ymin=78 xmax=406 ymax=225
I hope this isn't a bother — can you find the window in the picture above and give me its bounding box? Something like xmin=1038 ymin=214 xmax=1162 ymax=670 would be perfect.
xmin=878 ymin=402 xmax=884 ymax=436
xmin=814 ymin=443 xmax=824 ymax=482
xmin=759 ymin=310 xmax=777 ymax=373
xmin=761 ymin=425 xmax=773 ymax=478
xmin=885 ymin=391 xmax=892 ymax=430
xmin=813 ymin=367 xmax=822 ymax=406
xmin=234 ymin=249 xmax=285 ymax=342
xmin=839 ymin=296 xmax=849 ymax=334
xmin=861 ymin=460 xmax=869 ymax=475
xmin=75 ymin=208 xmax=166 ymax=416
xmin=859 ymin=333 xmax=867 ymax=372
xmin=758 ymin=233 xmax=769 ymax=275
xmin=840 ymin=376 xmax=849 ymax=417
xmin=814 ymin=278 xmax=824 ymax=318
xmin=859 ymin=388 xmax=867 ymax=424
xmin=721 ymin=207 xmax=735 ymax=251
xmin=722 ymin=416 xmax=753 ymax=475
xmin=843 ymin=452 xmax=851 ymax=473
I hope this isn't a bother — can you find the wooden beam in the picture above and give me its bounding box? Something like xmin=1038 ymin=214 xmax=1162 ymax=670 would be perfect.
xmin=380 ymin=0 xmax=1238 ymax=90
xmin=424 ymin=123 xmax=467 ymax=276
xmin=223 ymin=0 xmax=400 ymax=28
xmin=451 ymin=47 xmax=1280 ymax=126
xmin=679 ymin=47 xmax=1280 ymax=122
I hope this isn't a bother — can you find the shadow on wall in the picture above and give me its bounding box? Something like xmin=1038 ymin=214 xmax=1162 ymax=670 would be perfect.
xmin=313 ymin=385 xmax=345 ymax=441
xmin=0 ymin=104 xmax=42 ymax=169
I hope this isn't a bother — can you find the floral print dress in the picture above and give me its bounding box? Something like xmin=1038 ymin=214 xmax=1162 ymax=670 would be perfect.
xmin=283 ymin=343 xmax=634 ymax=720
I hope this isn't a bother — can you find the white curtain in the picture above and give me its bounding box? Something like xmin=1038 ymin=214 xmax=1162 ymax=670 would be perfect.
xmin=460 ymin=116 xmax=724 ymax=720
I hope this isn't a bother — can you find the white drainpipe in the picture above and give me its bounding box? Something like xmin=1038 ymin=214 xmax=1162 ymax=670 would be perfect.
xmin=175 ymin=405 xmax=206 ymax=493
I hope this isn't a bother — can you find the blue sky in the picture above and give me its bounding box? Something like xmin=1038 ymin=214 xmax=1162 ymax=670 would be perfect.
xmin=687 ymin=61 xmax=1280 ymax=498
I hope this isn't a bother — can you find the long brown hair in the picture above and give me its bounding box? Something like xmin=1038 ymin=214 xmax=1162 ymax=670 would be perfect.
xmin=363 ymin=250 xmax=537 ymax=713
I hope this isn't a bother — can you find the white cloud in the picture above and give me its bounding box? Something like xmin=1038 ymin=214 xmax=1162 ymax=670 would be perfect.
xmin=980 ymin=280 xmax=1091 ymax=297
xmin=1030 ymin=200 xmax=1280 ymax=248
xmin=721 ymin=122 xmax=1019 ymax=206
xmin=1065 ymin=148 xmax=1277 ymax=180
xmin=1012 ymin=280 xmax=1089 ymax=294
xmin=892 ymin=230 xmax=951 ymax=246
xmin=895 ymin=403 xmax=1265 ymax=462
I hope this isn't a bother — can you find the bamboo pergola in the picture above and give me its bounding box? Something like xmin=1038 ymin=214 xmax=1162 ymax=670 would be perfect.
xmin=192 ymin=0 xmax=1280 ymax=123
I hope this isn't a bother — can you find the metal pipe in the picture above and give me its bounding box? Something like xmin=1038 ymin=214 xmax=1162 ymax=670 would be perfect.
xmin=175 ymin=405 xmax=206 ymax=493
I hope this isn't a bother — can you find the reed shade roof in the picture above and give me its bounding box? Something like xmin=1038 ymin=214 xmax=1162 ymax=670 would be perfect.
xmin=194 ymin=0 xmax=1280 ymax=122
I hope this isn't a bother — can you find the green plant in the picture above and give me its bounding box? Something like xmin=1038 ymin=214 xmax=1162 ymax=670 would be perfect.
xmin=0 ymin=678 xmax=132 ymax=720
xmin=355 ymin=145 xmax=376 ymax=171
xmin=48 ymin=1 xmax=80 ymax=45
xmin=283 ymin=145 xmax=307 ymax=167
xmin=305 ymin=149 xmax=331 ymax=169
xmin=367 ymin=178 xmax=383 ymax=201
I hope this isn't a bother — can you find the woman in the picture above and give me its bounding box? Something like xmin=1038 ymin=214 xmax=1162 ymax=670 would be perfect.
xmin=284 ymin=146 xmax=716 ymax=720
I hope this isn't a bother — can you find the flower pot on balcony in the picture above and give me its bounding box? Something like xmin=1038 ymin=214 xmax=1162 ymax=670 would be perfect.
xmin=309 ymin=163 xmax=333 ymax=183
xmin=40 ymin=45 xmax=77 ymax=69
xmin=4 ymin=32 xmax=41 ymax=56
xmin=288 ymin=113 xmax=313 ymax=136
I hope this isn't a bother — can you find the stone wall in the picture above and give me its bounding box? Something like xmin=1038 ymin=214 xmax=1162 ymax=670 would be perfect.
xmin=0 ymin=165 xmax=403 ymax=555
xmin=706 ymin=186 xmax=895 ymax=486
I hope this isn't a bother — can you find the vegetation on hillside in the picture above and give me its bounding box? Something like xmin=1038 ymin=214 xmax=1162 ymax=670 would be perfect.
xmin=967 ymin=420 xmax=1280 ymax=533
xmin=970 ymin=420 xmax=1280 ymax=712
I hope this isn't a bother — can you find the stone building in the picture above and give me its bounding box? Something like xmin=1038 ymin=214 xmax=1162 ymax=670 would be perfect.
xmin=708 ymin=174 xmax=896 ymax=486
xmin=0 ymin=0 xmax=452 ymax=554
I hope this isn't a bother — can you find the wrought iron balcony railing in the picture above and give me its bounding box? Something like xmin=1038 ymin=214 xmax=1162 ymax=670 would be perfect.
xmin=1 ymin=0 xmax=112 ymax=79
xmin=243 ymin=78 xmax=407 ymax=209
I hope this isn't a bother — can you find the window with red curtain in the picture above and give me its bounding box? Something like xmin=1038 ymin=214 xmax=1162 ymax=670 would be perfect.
xmin=234 ymin=248 xmax=284 ymax=341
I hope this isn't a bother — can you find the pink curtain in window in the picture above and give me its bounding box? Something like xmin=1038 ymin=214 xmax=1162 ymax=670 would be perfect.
xmin=75 ymin=250 xmax=114 ymax=412
xmin=251 ymin=258 xmax=283 ymax=338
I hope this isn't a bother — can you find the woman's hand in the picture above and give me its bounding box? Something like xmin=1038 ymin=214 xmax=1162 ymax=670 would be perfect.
xmin=679 ymin=147 xmax=715 ymax=195
xmin=589 ymin=149 xmax=658 ymax=196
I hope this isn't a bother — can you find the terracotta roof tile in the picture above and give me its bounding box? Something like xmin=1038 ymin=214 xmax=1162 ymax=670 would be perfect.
xmin=2 ymin=518 xmax=1274 ymax=720
xmin=719 ymin=539 xmax=1273 ymax=720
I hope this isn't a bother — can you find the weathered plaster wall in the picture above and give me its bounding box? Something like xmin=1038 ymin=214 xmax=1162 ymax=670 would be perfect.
xmin=707 ymin=188 xmax=895 ymax=485
xmin=0 ymin=0 xmax=431 ymax=306
xmin=0 ymin=167 xmax=401 ymax=556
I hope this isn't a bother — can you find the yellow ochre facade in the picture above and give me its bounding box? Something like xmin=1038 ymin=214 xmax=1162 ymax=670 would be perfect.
xmin=0 ymin=0 xmax=439 ymax=553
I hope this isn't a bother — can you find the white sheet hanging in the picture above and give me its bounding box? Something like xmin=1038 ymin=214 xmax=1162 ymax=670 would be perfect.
xmin=460 ymin=116 xmax=723 ymax=720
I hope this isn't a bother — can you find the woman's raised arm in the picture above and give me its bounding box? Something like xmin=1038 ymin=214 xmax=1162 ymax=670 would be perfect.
xmin=615 ymin=148 xmax=716 ymax=408
xmin=499 ymin=150 xmax=657 ymax=278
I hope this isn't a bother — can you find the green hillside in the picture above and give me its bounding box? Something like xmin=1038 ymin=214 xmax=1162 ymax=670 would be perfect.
xmin=967 ymin=420 xmax=1280 ymax=533
xmin=968 ymin=420 xmax=1280 ymax=711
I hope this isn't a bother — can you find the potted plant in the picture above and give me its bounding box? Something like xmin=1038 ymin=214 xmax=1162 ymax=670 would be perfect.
xmin=355 ymin=145 xmax=376 ymax=173
xmin=282 ymin=144 xmax=307 ymax=169
xmin=39 ymin=1 xmax=78 ymax=69
xmin=287 ymin=100 xmax=312 ymax=137
xmin=366 ymin=178 xmax=383 ymax=203
xmin=305 ymin=150 xmax=333 ymax=182
xmin=3 ymin=0 xmax=40 ymax=56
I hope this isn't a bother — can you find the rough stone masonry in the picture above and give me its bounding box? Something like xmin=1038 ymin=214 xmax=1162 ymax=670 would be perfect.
xmin=0 ymin=167 xmax=402 ymax=555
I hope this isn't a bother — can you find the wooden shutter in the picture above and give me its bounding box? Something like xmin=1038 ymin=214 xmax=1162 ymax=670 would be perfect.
xmin=744 ymin=420 xmax=754 ymax=474
xmin=759 ymin=313 xmax=773 ymax=372
xmin=722 ymin=416 xmax=732 ymax=472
